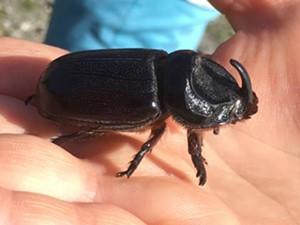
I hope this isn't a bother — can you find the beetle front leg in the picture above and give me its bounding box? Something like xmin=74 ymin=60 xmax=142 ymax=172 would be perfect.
xmin=116 ymin=122 xmax=166 ymax=178
xmin=187 ymin=129 xmax=207 ymax=185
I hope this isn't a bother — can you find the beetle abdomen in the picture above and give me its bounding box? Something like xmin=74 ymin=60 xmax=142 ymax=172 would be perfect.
xmin=36 ymin=49 xmax=168 ymax=129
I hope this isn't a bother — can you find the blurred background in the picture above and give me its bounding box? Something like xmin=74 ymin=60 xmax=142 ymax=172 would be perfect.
xmin=0 ymin=0 xmax=234 ymax=53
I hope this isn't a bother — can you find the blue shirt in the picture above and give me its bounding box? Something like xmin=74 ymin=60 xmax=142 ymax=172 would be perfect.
xmin=45 ymin=0 xmax=219 ymax=52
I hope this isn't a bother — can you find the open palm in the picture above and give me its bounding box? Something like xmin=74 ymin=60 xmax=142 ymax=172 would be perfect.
xmin=0 ymin=1 xmax=299 ymax=224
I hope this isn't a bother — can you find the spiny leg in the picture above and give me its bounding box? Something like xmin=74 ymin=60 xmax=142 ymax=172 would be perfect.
xmin=116 ymin=122 xmax=166 ymax=178
xmin=187 ymin=129 xmax=207 ymax=186
xmin=52 ymin=127 xmax=103 ymax=144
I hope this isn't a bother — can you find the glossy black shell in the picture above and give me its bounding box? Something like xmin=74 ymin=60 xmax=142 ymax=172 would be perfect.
xmin=29 ymin=48 xmax=258 ymax=187
xmin=36 ymin=49 xmax=168 ymax=130
xmin=34 ymin=49 xmax=246 ymax=131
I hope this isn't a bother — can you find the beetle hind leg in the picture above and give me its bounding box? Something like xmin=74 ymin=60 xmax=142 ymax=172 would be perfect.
xmin=52 ymin=128 xmax=103 ymax=144
xmin=187 ymin=129 xmax=207 ymax=186
xmin=116 ymin=122 xmax=166 ymax=178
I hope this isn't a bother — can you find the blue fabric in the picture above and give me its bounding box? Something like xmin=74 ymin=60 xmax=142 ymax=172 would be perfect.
xmin=45 ymin=0 xmax=219 ymax=52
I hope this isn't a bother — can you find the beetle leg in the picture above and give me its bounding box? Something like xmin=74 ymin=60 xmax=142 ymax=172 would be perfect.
xmin=116 ymin=122 xmax=166 ymax=178
xmin=52 ymin=128 xmax=103 ymax=144
xmin=187 ymin=129 xmax=207 ymax=185
xmin=213 ymin=126 xmax=220 ymax=135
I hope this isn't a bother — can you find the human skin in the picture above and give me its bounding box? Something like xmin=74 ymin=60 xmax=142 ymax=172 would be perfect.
xmin=0 ymin=0 xmax=299 ymax=224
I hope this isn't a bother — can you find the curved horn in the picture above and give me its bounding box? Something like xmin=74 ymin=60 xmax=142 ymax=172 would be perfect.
xmin=230 ymin=59 xmax=253 ymax=104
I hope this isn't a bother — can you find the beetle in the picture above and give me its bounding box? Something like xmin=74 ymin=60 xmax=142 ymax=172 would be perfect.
xmin=26 ymin=49 xmax=258 ymax=185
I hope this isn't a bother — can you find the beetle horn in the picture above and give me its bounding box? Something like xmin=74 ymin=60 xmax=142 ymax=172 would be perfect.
xmin=230 ymin=59 xmax=254 ymax=104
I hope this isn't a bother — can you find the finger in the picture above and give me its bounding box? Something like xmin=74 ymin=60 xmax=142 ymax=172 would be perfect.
xmin=208 ymin=0 xmax=300 ymax=152
xmin=209 ymin=0 xmax=299 ymax=30
xmin=0 ymin=134 xmax=238 ymax=224
xmin=0 ymin=37 xmax=67 ymax=100
xmin=96 ymin=177 xmax=239 ymax=225
xmin=0 ymin=134 xmax=99 ymax=202
xmin=207 ymin=131 xmax=300 ymax=225
xmin=209 ymin=0 xmax=275 ymax=14
xmin=0 ymin=95 xmax=58 ymax=137
xmin=0 ymin=187 xmax=146 ymax=225
xmin=0 ymin=132 xmax=193 ymax=204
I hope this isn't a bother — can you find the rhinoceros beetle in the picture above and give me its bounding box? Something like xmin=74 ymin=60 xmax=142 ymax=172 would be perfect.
xmin=26 ymin=49 xmax=258 ymax=185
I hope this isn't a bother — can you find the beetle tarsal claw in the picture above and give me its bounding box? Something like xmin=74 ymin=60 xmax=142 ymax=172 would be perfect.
xmin=202 ymin=157 xmax=208 ymax=165
xmin=115 ymin=171 xmax=131 ymax=178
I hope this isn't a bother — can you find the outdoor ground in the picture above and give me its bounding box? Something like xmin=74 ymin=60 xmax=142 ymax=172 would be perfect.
xmin=0 ymin=0 xmax=234 ymax=53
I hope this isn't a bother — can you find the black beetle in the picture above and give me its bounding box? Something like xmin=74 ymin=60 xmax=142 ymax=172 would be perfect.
xmin=26 ymin=49 xmax=258 ymax=185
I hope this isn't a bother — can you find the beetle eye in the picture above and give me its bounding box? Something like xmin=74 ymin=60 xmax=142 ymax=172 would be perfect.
xmin=232 ymin=99 xmax=245 ymax=118
xmin=229 ymin=98 xmax=253 ymax=122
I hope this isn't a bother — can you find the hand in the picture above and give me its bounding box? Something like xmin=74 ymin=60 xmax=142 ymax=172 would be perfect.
xmin=0 ymin=1 xmax=299 ymax=224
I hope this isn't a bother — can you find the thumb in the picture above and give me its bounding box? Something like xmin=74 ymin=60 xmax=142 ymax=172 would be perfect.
xmin=208 ymin=0 xmax=300 ymax=155
xmin=209 ymin=0 xmax=300 ymax=31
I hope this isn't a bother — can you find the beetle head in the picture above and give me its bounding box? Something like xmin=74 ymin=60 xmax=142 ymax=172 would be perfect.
xmin=183 ymin=57 xmax=258 ymax=128
xmin=165 ymin=51 xmax=257 ymax=129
